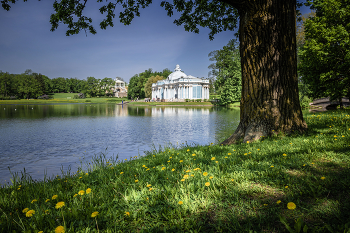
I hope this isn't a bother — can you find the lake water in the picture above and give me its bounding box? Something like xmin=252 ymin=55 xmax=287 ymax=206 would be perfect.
xmin=0 ymin=104 xmax=240 ymax=185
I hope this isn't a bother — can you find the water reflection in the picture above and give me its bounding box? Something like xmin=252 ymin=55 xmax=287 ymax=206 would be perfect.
xmin=0 ymin=104 xmax=239 ymax=185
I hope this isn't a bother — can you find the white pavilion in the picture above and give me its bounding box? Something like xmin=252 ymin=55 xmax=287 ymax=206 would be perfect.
xmin=151 ymin=65 xmax=210 ymax=101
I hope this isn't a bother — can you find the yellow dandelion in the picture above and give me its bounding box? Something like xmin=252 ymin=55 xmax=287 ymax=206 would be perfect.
xmin=211 ymin=157 xmax=215 ymax=160
xmin=321 ymin=177 xmax=326 ymax=180
xmin=38 ymin=231 xmax=43 ymax=233
xmin=183 ymin=175 xmax=189 ymax=179
xmin=179 ymin=160 xmax=183 ymax=163
xmin=205 ymin=182 xmax=210 ymax=186
xmin=181 ymin=179 xmax=185 ymax=182
xmin=85 ymin=173 xmax=88 ymax=175
xmin=285 ymin=186 xmax=289 ymax=188
xmin=26 ymin=209 xmax=35 ymax=217
xmin=247 ymin=141 xmax=250 ymax=143
xmin=178 ymin=201 xmax=183 ymax=205
xmin=186 ymin=170 xmax=191 ymax=172
xmin=171 ymin=168 xmax=175 ymax=171
xmin=263 ymin=204 xmax=268 ymax=206
xmin=287 ymin=202 xmax=296 ymax=210
xmin=86 ymin=188 xmax=92 ymax=194
xmin=31 ymin=199 xmax=37 ymax=203
xmin=283 ymin=154 xmax=287 ymax=156
xmin=120 ymin=172 xmax=124 ymax=174
xmin=231 ymin=179 xmax=234 ymax=182
xmin=203 ymin=172 xmax=208 ymax=176
xmin=91 ymin=211 xmax=99 ymax=218
xmin=161 ymin=167 xmax=166 ymax=170
xmin=146 ymin=184 xmax=152 ymax=187
xmin=135 ymin=180 xmax=139 ymax=183
xmin=125 ymin=211 xmax=130 ymax=216
xmin=52 ymin=195 xmax=58 ymax=200
xmin=187 ymin=149 xmax=190 ymax=152
xmin=270 ymin=165 xmax=274 ymax=168
xmin=149 ymin=188 xmax=153 ymax=191
xmin=192 ymin=154 xmax=196 ymax=156
xmin=209 ymin=176 xmax=213 ymax=179
xmin=244 ymin=153 xmax=248 ymax=155
xmin=55 ymin=226 xmax=65 ymax=233
xmin=45 ymin=199 xmax=50 ymax=202
xmin=22 ymin=208 xmax=29 ymax=213
xmin=73 ymin=194 xmax=78 ymax=197
xmin=78 ymin=190 xmax=85 ymax=195
xmin=79 ymin=177 xmax=82 ymax=179
xmin=277 ymin=200 xmax=281 ymax=204
xmin=228 ymin=153 xmax=231 ymax=155
xmin=55 ymin=202 xmax=65 ymax=209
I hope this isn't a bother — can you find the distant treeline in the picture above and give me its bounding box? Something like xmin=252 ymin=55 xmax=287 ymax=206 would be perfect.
xmin=0 ymin=69 xmax=124 ymax=99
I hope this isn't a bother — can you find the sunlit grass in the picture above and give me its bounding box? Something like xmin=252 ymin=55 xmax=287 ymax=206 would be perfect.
xmin=0 ymin=109 xmax=349 ymax=232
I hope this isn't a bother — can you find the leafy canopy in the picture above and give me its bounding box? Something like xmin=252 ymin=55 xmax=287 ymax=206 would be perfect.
xmin=299 ymin=0 xmax=350 ymax=101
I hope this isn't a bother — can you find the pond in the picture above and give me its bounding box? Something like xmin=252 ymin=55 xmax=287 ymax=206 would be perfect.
xmin=0 ymin=104 xmax=240 ymax=185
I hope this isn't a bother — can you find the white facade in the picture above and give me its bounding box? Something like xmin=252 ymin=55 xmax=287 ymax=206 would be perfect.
xmin=114 ymin=78 xmax=127 ymax=97
xmin=152 ymin=65 xmax=210 ymax=101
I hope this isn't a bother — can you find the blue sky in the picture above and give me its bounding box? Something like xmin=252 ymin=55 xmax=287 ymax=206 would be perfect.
xmin=0 ymin=1 xmax=311 ymax=82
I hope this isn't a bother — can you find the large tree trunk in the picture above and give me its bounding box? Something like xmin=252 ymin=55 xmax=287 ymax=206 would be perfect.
xmin=222 ymin=0 xmax=307 ymax=145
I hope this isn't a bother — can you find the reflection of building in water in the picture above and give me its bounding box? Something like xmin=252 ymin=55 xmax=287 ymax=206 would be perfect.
xmin=150 ymin=107 xmax=210 ymax=116
xmin=152 ymin=65 xmax=210 ymax=101
xmin=113 ymin=78 xmax=127 ymax=98
xmin=114 ymin=105 xmax=129 ymax=117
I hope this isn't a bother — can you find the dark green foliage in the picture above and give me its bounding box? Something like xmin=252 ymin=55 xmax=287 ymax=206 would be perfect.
xmin=299 ymin=0 xmax=350 ymax=103
xmin=209 ymin=39 xmax=241 ymax=105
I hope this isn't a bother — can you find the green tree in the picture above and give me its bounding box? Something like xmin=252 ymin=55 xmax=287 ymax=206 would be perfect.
xmin=100 ymin=77 xmax=115 ymax=96
xmin=144 ymin=75 xmax=166 ymax=98
xmin=2 ymin=0 xmax=308 ymax=144
xmin=299 ymin=0 xmax=350 ymax=106
xmin=0 ymin=72 xmax=13 ymax=98
xmin=210 ymin=39 xmax=241 ymax=105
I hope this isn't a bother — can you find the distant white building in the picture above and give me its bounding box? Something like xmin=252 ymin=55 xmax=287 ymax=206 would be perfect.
xmin=114 ymin=78 xmax=127 ymax=98
xmin=151 ymin=65 xmax=210 ymax=101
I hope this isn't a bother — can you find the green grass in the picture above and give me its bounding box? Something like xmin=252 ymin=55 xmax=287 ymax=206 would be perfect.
xmin=0 ymin=93 xmax=127 ymax=104
xmin=1 ymin=110 xmax=350 ymax=232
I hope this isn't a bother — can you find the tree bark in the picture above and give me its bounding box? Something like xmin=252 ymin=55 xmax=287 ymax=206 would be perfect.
xmin=222 ymin=0 xmax=307 ymax=145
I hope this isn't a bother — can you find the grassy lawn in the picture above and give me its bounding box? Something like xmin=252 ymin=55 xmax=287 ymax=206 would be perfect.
xmin=0 ymin=93 xmax=126 ymax=104
xmin=1 ymin=109 xmax=350 ymax=232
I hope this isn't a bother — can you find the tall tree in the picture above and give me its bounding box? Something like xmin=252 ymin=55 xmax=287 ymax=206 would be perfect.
xmin=210 ymin=39 xmax=241 ymax=105
xmin=299 ymin=0 xmax=350 ymax=105
xmin=144 ymin=75 xmax=166 ymax=98
xmin=2 ymin=0 xmax=308 ymax=144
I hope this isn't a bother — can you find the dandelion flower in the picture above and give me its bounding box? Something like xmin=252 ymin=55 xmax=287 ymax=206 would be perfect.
xmin=179 ymin=160 xmax=183 ymax=163
xmin=283 ymin=154 xmax=287 ymax=156
xmin=55 ymin=202 xmax=65 ymax=209
xmin=178 ymin=201 xmax=183 ymax=205
xmin=22 ymin=208 xmax=29 ymax=213
xmin=285 ymin=186 xmax=289 ymax=188
xmin=120 ymin=172 xmax=124 ymax=174
xmin=203 ymin=172 xmax=208 ymax=176
xmin=146 ymin=184 xmax=152 ymax=187
xmin=209 ymin=176 xmax=213 ymax=179
xmin=45 ymin=199 xmax=50 ymax=202
xmin=125 ymin=211 xmax=130 ymax=216
xmin=186 ymin=170 xmax=191 ymax=173
xmin=277 ymin=200 xmax=281 ymax=204
xmin=171 ymin=169 xmax=175 ymax=171
xmin=205 ymin=182 xmax=210 ymax=186
xmin=55 ymin=226 xmax=65 ymax=233
xmin=270 ymin=165 xmax=274 ymax=168
xmin=192 ymin=154 xmax=196 ymax=156
xmin=52 ymin=195 xmax=58 ymax=200
xmin=31 ymin=199 xmax=37 ymax=203
xmin=211 ymin=157 xmax=215 ymax=160
xmin=187 ymin=149 xmax=190 ymax=152
xmin=78 ymin=190 xmax=85 ymax=195
xmin=73 ymin=194 xmax=78 ymax=197
xmin=26 ymin=209 xmax=35 ymax=217
xmin=287 ymin=202 xmax=296 ymax=210
xmin=228 ymin=153 xmax=231 ymax=155
xmin=244 ymin=153 xmax=248 ymax=155
xmin=321 ymin=177 xmax=326 ymax=180
xmin=225 ymin=156 xmax=228 ymax=158
xmin=135 ymin=180 xmax=139 ymax=183
xmin=86 ymin=188 xmax=92 ymax=194
xmin=183 ymin=175 xmax=189 ymax=179
xmin=149 ymin=188 xmax=153 ymax=191
xmin=231 ymin=179 xmax=234 ymax=182
xmin=38 ymin=231 xmax=43 ymax=233
xmin=91 ymin=211 xmax=99 ymax=218
xmin=181 ymin=179 xmax=185 ymax=182
xmin=161 ymin=167 xmax=166 ymax=170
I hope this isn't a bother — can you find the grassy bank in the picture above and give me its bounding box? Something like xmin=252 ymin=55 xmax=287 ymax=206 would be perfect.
xmin=1 ymin=110 xmax=350 ymax=232
xmin=0 ymin=93 xmax=127 ymax=104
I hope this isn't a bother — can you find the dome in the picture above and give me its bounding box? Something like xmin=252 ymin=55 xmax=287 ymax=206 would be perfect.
xmin=167 ymin=64 xmax=187 ymax=81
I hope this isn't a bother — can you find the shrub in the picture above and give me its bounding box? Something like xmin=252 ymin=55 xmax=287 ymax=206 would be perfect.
xmin=85 ymin=100 xmax=91 ymax=102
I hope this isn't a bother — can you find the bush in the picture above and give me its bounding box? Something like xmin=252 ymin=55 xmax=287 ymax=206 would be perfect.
xmin=196 ymin=99 xmax=202 ymax=102
xmin=73 ymin=95 xmax=79 ymax=99
xmin=85 ymin=100 xmax=91 ymax=102
xmin=185 ymin=99 xmax=189 ymax=102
